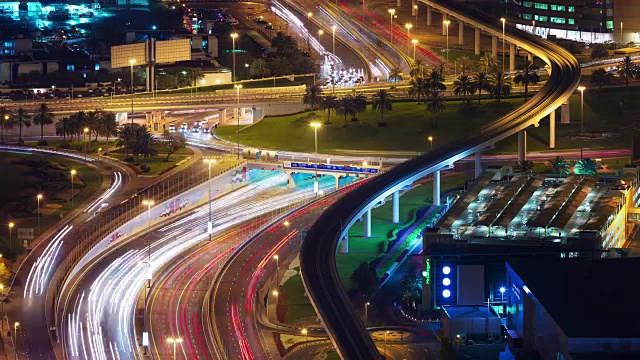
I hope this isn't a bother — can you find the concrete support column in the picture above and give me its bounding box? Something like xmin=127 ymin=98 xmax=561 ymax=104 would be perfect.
xmin=527 ymin=53 xmax=533 ymax=62
xmin=339 ymin=235 xmax=349 ymax=253
xmin=442 ymin=13 xmax=447 ymax=36
xmin=364 ymin=209 xmax=372 ymax=237
xmin=549 ymin=110 xmax=556 ymax=149
xmin=335 ymin=176 xmax=340 ymax=190
xmin=518 ymin=130 xmax=527 ymax=163
xmin=474 ymin=27 xmax=480 ymax=55
xmin=561 ymin=101 xmax=571 ymax=124
xmin=392 ymin=191 xmax=400 ymax=223
xmin=433 ymin=170 xmax=441 ymax=206
xmin=426 ymin=6 xmax=432 ymax=26
xmin=475 ymin=151 xmax=483 ymax=178
xmin=509 ymin=44 xmax=515 ymax=72
xmin=491 ymin=35 xmax=498 ymax=56
xmin=458 ymin=21 xmax=464 ymax=45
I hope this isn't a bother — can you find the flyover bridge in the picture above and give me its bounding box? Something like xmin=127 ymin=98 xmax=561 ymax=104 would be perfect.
xmin=299 ymin=0 xmax=580 ymax=359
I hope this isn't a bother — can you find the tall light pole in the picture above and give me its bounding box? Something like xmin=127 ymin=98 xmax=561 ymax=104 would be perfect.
xmin=499 ymin=286 xmax=506 ymax=316
xmin=578 ymin=86 xmax=586 ymax=133
xmin=332 ymin=25 xmax=337 ymax=55
xmin=621 ymin=22 xmax=624 ymax=44
xmin=203 ymin=158 xmax=216 ymax=241
xmin=310 ymin=122 xmax=321 ymax=153
xmin=36 ymin=194 xmax=43 ymax=235
xmin=412 ymin=39 xmax=418 ymax=60
xmin=270 ymin=290 xmax=279 ymax=319
xmin=364 ymin=301 xmax=370 ymax=326
xmin=443 ymin=20 xmax=451 ymax=63
xmin=8 ymin=222 xmax=14 ymax=250
xmin=273 ymin=254 xmax=279 ymax=269
xmin=388 ymin=9 xmax=395 ymax=43
xmin=231 ymin=32 xmax=239 ymax=83
xmin=405 ymin=23 xmax=413 ymax=55
xmin=142 ymin=200 xmax=154 ymax=289
xmin=70 ymin=169 xmax=76 ymax=208
xmin=13 ymin=321 xmax=19 ymax=358
xmin=129 ymin=59 xmax=136 ymax=124
xmin=500 ymin=18 xmax=506 ymax=72
xmin=167 ymin=337 xmax=183 ymax=359
xmin=532 ymin=20 xmax=535 ymax=34
xmin=83 ymin=127 xmax=89 ymax=153
xmin=428 ymin=136 xmax=433 ymax=151
xmin=234 ymin=84 xmax=242 ymax=159
xmin=414 ymin=5 xmax=418 ymax=35
xmin=0 ymin=284 xmax=4 ymax=315
xmin=306 ymin=12 xmax=313 ymax=52
xmin=301 ymin=328 xmax=308 ymax=351
xmin=384 ymin=330 xmax=390 ymax=358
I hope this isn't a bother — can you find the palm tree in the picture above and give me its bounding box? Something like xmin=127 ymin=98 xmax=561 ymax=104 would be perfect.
xmin=513 ymin=59 xmax=540 ymax=101
xmin=473 ymin=72 xmax=491 ymax=104
xmin=453 ymin=75 xmax=476 ymax=98
xmin=590 ymin=68 xmax=613 ymax=90
xmin=351 ymin=94 xmax=367 ymax=122
xmin=388 ymin=66 xmax=402 ymax=83
xmin=136 ymin=127 xmax=158 ymax=165
xmin=336 ymin=96 xmax=356 ymax=127
xmin=320 ymin=95 xmax=337 ymax=124
xmin=516 ymin=160 xmax=533 ymax=172
xmin=408 ymin=77 xmax=428 ymax=104
xmin=425 ymin=70 xmax=446 ymax=92
xmin=55 ymin=117 xmax=73 ymax=140
xmin=371 ymin=89 xmax=393 ymax=126
xmin=117 ymin=124 xmax=138 ymax=157
xmin=574 ymin=159 xmax=597 ymax=175
xmin=0 ymin=106 xmax=11 ymax=144
xmin=85 ymin=110 xmax=101 ymax=141
xmin=620 ymin=56 xmax=637 ymax=87
xmin=303 ymin=84 xmax=323 ymax=112
xmin=68 ymin=111 xmax=86 ymax=141
xmin=249 ymin=58 xmax=271 ymax=78
xmin=490 ymin=71 xmax=512 ymax=102
xmin=455 ymin=56 xmax=475 ymax=75
xmin=270 ymin=56 xmax=293 ymax=76
xmin=549 ymin=156 xmax=570 ymax=175
xmin=98 ymin=111 xmax=118 ymax=142
xmin=410 ymin=59 xmax=425 ymax=78
xmin=426 ymin=90 xmax=446 ymax=128
xmin=478 ymin=52 xmax=499 ymax=73
xmin=14 ymin=108 xmax=31 ymax=143
xmin=33 ymin=103 xmax=54 ymax=141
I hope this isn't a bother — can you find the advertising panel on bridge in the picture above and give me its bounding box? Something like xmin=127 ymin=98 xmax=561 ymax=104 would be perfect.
xmin=283 ymin=161 xmax=379 ymax=174
xmin=155 ymin=39 xmax=191 ymax=64
xmin=111 ymin=43 xmax=148 ymax=68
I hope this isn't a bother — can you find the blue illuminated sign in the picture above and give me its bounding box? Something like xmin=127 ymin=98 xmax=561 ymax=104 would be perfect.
xmin=283 ymin=161 xmax=379 ymax=174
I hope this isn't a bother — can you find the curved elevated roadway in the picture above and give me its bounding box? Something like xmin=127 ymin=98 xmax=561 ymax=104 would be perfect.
xmin=299 ymin=1 xmax=580 ymax=359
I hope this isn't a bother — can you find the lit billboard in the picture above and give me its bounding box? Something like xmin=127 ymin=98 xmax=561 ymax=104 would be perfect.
xmin=111 ymin=43 xmax=148 ymax=68
xmin=155 ymin=39 xmax=191 ymax=64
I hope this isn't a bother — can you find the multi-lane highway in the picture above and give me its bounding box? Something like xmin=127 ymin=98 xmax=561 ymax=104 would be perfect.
xmin=299 ymin=0 xmax=581 ymax=358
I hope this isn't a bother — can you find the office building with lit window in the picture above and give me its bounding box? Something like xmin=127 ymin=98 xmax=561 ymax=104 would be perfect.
xmin=502 ymin=0 xmax=614 ymax=43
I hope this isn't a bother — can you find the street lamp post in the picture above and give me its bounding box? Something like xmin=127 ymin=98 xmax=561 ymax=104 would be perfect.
xmin=405 ymin=23 xmax=412 ymax=55
xmin=244 ymin=63 xmax=249 ymax=79
xmin=273 ymin=254 xmax=279 ymax=269
xmin=310 ymin=122 xmax=321 ymax=153
xmin=0 ymin=284 xmax=4 ymax=316
xmin=231 ymin=33 xmax=239 ymax=83
xmin=306 ymin=12 xmax=313 ymax=52
xmin=578 ymin=86 xmax=586 ymax=133
xmin=129 ymin=59 xmax=136 ymax=124
xmin=270 ymin=290 xmax=279 ymax=319
xmin=83 ymin=127 xmax=89 ymax=153
xmin=500 ymin=18 xmax=506 ymax=72
xmin=234 ymin=84 xmax=242 ymax=159
xmin=364 ymin=301 xmax=370 ymax=326
xmin=167 ymin=337 xmax=183 ymax=359
xmin=13 ymin=321 xmax=19 ymax=358
xmin=332 ymin=25 xmax=337 ymax=55
xmin=142 ymin=200 xmax=154 ymax=288
xmin=412 ymin=39 xmax=418 ymax=60
xmin=8 ymin=222 xmax=14 ymax=250
xmin=301 ymin=328 xmax=308 ymax=351
xmin=388 ymin=9 xmax=395 ymax=43
xmin=499 ymin=286 xmax=506 ymax=316
xmin=36 ymin=194 xmax=43 ymax=235
xmin=443 ymin=20 xmax=450 ymax=63
xmin=384 ymin=330 xmax=390 ymax=358
xmin=203 ymin=158 xmax=216 ymax=241
xmin=70 ymin=169 xmax=76 ymax=207
xmin=428 ymin=136 xmax=433 ymax=151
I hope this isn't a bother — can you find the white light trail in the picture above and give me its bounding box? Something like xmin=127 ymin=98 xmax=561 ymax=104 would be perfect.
xmin=85 ymin=172 xmax=123 ymax=214
xmin=24 ymin=224 xmax=73 ymax=298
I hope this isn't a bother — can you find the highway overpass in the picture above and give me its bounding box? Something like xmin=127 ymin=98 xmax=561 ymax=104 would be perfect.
xmin=299 ymin=0 xmax=580 ymax=359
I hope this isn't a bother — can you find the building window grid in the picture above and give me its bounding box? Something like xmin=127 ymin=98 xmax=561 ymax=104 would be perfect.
xmin=534 ymin=3 xmax=548 ymax=10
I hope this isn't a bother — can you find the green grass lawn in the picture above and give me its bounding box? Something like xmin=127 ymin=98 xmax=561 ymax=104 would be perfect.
xmin=216 ymin=99 xmax=522 ymax=153
xmin=109 ymin=153 xmax=190 ymax=175
xmin=281 ymin=271 xmax=318 ymax=324
xmin=0 ymin=153 xmax=102 ymax=258
xmin=217 ymin=86 xmax=639 ymax=154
